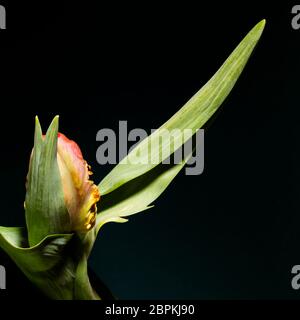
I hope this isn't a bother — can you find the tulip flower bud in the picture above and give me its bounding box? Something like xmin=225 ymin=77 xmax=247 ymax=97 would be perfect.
xmin=25 ymin=116 xmax=100 ymax=246
xmin=56 ymin=133 xmax=101 ymax=232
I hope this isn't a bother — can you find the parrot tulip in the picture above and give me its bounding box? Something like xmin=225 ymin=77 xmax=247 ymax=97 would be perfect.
xmin=0 ymin=20 xmax=265 ymax=300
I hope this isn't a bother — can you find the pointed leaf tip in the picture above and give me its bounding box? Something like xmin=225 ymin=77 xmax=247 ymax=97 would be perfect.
xmin=261 ymin=19 xmax=266 ymax=26
xmin=47 ymin=116 xmax=59 ymax=133
xmin=34 ymin=116 xmax=42 ymax=132
xmin=33 ymin=116 xmax=43 ymax=149
xmin=251 ymin=19 xmax=266 ymax=39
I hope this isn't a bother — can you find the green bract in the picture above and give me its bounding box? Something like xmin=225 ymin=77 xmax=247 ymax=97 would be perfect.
xmin=26 ymin=117 xmax=71 ymax=247
xmin=0 ymin=20 xmax=265 ymax=300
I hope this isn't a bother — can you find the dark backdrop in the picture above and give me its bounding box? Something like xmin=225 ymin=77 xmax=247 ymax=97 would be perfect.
xmin=0 ymin=1 xmax=298 ymax=299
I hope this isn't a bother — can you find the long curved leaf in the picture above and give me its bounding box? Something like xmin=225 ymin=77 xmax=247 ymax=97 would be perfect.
xmin=99 ymin=20 xmax=265 ymax=196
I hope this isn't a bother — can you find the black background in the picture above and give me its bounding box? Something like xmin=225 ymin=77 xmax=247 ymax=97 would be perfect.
xmin=0 ymin=1 xmax=298 ymax=300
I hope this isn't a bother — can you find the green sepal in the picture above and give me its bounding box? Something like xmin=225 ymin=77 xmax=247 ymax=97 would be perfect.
xmin=25 ymin=116 xmax=71 ymax=247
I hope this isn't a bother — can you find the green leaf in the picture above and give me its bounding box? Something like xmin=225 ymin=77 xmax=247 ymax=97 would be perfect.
xmin=0 ymin=226 xmax=75 ymax=300
xmin=99 ymin=20 xmax=266 ymax=196
xmin=25 ymin=116 xmax=71 ymax=246
xmin=97 ymin=153 xmax=190 ymax=232
xmin=0 ymin=227 xmax=111 ymax=300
